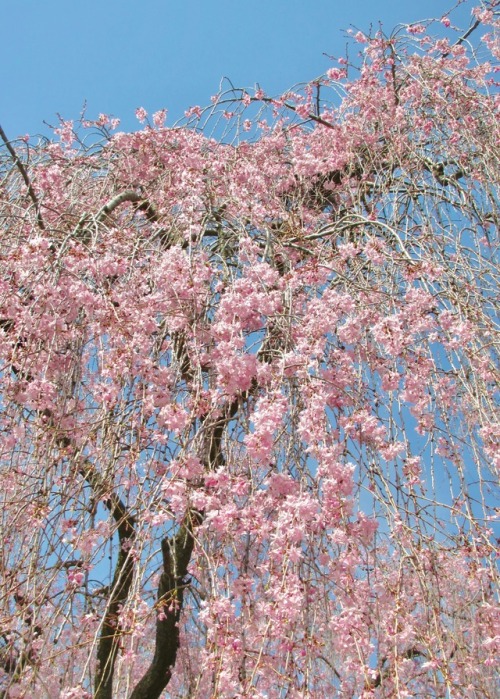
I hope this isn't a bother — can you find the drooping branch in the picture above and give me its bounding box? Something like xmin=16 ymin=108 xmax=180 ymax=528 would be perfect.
xmin=1 ymin=327 xmax=136 ymax=698
xmin=77 ymin=461 xmax=137 ymax=699
xmin=4 ymin=351 xmax=138 ymax=699
xmin=15 ymin=406 xmax=137 ymax=699
xmin=0 ymin=594 xmax=43 ymax=699
xmin=0 ymin=124 xmax=46 ymax=231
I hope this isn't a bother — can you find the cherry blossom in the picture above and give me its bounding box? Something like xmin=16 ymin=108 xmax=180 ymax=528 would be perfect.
xmin=0 ymin=3 xmax=498 ymax=697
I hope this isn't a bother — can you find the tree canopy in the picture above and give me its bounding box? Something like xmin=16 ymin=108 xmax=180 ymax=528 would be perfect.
xmin=0 ymin=3 xmax=498 ymax=697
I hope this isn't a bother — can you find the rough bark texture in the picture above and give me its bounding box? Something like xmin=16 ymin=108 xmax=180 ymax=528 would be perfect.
xmin=129 ymin=516 xmax=199 ymax=699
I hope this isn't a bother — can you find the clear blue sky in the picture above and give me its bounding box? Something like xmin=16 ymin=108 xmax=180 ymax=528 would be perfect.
xmin=2 ymin=0 xmax=471 ymax=139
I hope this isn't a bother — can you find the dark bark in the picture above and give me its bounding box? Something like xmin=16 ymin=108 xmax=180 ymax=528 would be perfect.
xmin=94 ymin=494 xmax=136 ymax=699
xmin=129 ymin=514 xmax=201 ymax=699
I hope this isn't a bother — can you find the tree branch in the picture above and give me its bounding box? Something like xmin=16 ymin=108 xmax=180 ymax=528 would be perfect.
xmin=0 ymin=124 xmax=45 ymax=231
xmin=128 ymin=512 xmax=202 ymax=699
xmin=78 ymin=461 xmax=137 ymax=699
xmin=129 ymin=395 xmax=242 ymax=698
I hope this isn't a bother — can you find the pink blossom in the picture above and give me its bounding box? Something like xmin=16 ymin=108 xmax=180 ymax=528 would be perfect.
xmin=67 ymin=569 xmax=85 ymax=587
xmin=0 ymin=12 xmax=497 ymax=698
xmin=354 ymin=31 xmax=368 ymax=43
xmin=153 ymin=108 xmax=167 ymax=127
xmin=135 ymin=106 xmax=148 ymax=123
xmin=185 ymin=105 xmax=203 ymax=118
xmin=407 ymin=23 xmax=426 ymax=35
xmin=327 ymin=67 xmax=346 ymax=80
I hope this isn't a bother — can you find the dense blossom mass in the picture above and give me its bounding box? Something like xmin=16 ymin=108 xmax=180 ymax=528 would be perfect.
xmin=0 ymin=3 xmax=498 ymax=697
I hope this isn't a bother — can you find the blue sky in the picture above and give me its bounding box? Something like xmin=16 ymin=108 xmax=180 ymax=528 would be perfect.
xmin=3 ymin=0 xmax=471 ymax=139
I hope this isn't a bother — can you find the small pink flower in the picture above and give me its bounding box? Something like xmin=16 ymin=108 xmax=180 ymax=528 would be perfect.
xmin=67 ymin=569 xmax=85 ymax=587
xmin=354 ymin=31 xmax=368 ymax=43
xmin=407 ymin=23 xmax=426 ymax=34
xmin=327 ymin=67 xmax=346 ymax=80
xmin=135 ymin=107 xmax=148 ymax=123
xmin=153 ymin=109 xmax=167 ymax=127
xmin=185 ymin=105 xmax=202 ymax=118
